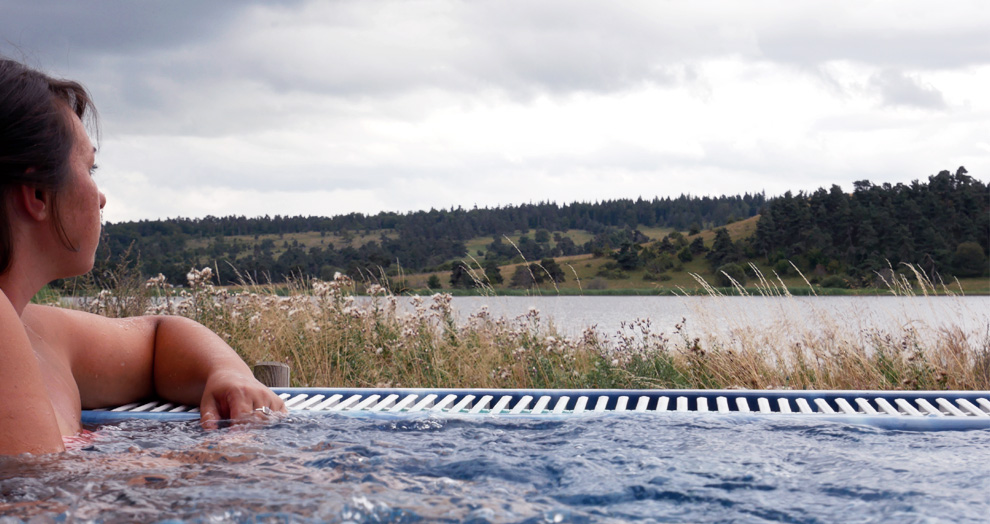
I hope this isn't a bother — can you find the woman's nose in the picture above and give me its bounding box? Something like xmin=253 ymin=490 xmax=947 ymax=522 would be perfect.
xmin=99 ymin=191 xmax=106 ymax=209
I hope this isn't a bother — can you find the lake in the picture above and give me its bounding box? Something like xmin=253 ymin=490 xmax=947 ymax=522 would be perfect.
xmin=384 ymin=294 xmax=990 ymax=340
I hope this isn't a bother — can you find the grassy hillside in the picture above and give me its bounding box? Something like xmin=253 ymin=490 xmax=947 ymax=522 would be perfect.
xmin=687 ymin=216 xmax=758 ymax=247
xmin=118 ymin=212 xmax=987 ymax=295
xmin=370 ymin=215 xmax=988 ymax=295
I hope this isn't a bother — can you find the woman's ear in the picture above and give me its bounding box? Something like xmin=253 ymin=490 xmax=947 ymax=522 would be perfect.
xmin=16 ymin=184 xmax=49 ymax=222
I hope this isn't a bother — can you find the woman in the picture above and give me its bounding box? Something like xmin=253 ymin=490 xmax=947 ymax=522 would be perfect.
xmin=0 ymin=58 xmax=286 ymax=455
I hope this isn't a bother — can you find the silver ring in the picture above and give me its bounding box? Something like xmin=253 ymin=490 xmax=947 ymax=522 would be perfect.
xmin=255 ymin=406 xmax=274 ymax=415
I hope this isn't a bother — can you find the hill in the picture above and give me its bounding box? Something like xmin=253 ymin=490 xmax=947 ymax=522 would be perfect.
xmin=94 ymin=194 xmax=765 ymax=286
xmin=83 ymin=168 xmax=988 ymax=294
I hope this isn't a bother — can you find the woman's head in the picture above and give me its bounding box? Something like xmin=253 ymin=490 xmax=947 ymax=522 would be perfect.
xmin=0 ymin=58 xmax=99 ymax=275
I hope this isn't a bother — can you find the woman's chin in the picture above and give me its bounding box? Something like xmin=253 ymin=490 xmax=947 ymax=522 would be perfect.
xmin=63 ymin=259 xmax=96 ymax=280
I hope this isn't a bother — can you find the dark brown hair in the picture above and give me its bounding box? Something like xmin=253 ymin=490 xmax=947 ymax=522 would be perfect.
xmin=0 ymin=58 xmax=98 ymax=274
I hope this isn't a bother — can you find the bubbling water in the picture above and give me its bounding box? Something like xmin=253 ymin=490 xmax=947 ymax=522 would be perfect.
xmin=2 ymin=413 xmax=989 ymax=523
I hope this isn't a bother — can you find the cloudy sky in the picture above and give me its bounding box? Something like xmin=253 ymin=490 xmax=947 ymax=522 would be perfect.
xmin=2 ymin=1 xmax=987 ymax=223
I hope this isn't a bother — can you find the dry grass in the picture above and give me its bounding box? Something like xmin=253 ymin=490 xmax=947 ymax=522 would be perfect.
xmin=55 ymin=263 xmax=990 ymax=391
xmin=686 ymin=215 xmax=760 ymax=247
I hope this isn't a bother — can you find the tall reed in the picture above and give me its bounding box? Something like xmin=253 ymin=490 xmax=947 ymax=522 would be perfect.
xmin=55 ymin=264 xmax=990 ymax=391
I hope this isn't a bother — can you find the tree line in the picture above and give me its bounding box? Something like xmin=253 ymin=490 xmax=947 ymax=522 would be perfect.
xmin=445 ymin=167 xmax=988 ymax=290
xmin=751 ymin=167 xmax=987 ymax=284
xmin=88 ymin=169 xmax=987 ymax=288
xmin=93 ymin=194 xmax=764 ymax=285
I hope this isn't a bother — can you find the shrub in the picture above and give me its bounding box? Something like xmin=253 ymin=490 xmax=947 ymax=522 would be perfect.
xmin=584 ymin=277 xmax=608 ymax=290
xmin=773 ymin=259 xmax=792 ymax=276
xmin=596 ymin=268 xmax=630 ymax=280
xmin=954 ymin=242 xmax=988 ymax=277
xmin=715 ymin=263 xmax=746 ymax=287
xmin=820 ymin=275 xmax=849 ymax=289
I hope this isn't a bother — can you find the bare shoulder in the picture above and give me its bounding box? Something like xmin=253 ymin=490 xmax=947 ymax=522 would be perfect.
xmin=22 ymin=305 xmax=158 ymax=359
xmin=24 ymin=304 xmax=155 ymax=328
xmin=21 ymin=305 xmax=160 ymax=407
xmin=0 ymin=291 xmax=34 ymax=352
xmin=22 ymin=303 xmax=74 ymax=323
xmin=0 ymin=289 xmax=25 ymax=332
xmin=22 ymin=304 xmax=93 ymax=341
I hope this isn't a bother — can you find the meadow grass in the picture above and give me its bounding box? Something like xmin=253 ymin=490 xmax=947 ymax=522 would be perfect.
xmin=55 ymin=264 xmax=990 ymax=391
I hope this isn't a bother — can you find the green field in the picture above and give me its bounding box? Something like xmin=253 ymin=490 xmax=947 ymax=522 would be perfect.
xmin=175 ymin=215 xmax=987 ymax=296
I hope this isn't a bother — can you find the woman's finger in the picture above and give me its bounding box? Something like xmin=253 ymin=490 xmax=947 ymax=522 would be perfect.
xmin=270 ymin=395 xmax=288 ymax=414
xmin=225 ymin=390 xmax=258 ymax=421
xmin=200 ymin=395 xmax=220 ymax=430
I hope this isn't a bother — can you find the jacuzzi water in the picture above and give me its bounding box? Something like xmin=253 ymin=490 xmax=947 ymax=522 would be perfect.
xmin=1 ymin=413 xmax=988 ymax=523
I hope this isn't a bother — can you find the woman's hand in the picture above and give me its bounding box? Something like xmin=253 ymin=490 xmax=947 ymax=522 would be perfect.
xmin=199 ymin=370 xmax=288 ymax=428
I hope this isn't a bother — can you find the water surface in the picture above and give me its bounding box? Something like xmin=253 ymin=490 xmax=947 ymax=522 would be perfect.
xmin=2 ymin=414 xmax=988 ymax=522
xmin=434 ymin=295 xmax=990 ymax=337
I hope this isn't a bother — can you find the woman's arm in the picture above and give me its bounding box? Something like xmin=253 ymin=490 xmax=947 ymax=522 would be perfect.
xmin=149 ymin=315 xmax=287 ymax=425
xmin=25 ymin=306 xmax=285 ymax=426
xmin=0 ymin=294 xmax=64 ymax=454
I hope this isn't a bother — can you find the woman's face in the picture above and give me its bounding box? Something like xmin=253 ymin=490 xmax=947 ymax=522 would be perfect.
xmin=56 ymin=108 xmax=106 ymax=276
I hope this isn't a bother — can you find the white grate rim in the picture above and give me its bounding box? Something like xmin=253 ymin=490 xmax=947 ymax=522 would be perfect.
xmin=99 ymin=392 xmax=990 ymax=418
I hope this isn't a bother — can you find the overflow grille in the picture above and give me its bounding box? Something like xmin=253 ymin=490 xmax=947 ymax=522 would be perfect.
xmin=83 ymin=388 xmax=990 ymax=430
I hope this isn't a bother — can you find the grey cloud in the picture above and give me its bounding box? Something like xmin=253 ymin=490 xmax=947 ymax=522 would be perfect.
xmin=7 ymin=0 xmax=721 ymax=137
xmin=11 ymin=0 xmax=982 ymax=138
xmin=0 ymin=0 xmax=295 ymax=56
xmin=453 ymin=2 xmax=721 ymax=96
xmin=756 ymin=7 xmax=990 ymax=70
xmin=0 ymin=0 xmax=280 ymax=134
xmin=214 ymin=1 xmax=697 ymax=100
xmin=4 ymin=0 xmax=987 ymax=224
xmin=761 ymin=30 xmax=990 ymax=70
xmin=58 ymin=2 xmax=738 ymax=101
xmin=869 ymin=69 xmax=947 ymax=110
xmin=5 ymin=0 xmax=988 ymax=106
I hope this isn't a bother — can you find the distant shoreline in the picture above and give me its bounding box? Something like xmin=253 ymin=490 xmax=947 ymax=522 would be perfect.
xmin=397 ymin=287 xmax=988 ymax=297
